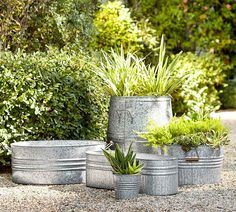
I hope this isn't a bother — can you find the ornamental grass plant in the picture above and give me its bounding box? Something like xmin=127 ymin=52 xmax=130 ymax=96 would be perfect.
xmin=91 ymin=35 xmax=184 ymax=96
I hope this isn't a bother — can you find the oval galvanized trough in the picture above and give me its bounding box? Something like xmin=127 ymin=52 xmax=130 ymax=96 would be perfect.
xmin=137 ymin=153 xmax=178 ymax=196
xmin=168 ymin=145 xmax=224 ymax=185
xmin=86 ymin=150 xmax=114 ymax=189
xmin=11 ymin=140 xmax=104 ymax=185
xmin=107 ymin=96 xmax=173 ymax=150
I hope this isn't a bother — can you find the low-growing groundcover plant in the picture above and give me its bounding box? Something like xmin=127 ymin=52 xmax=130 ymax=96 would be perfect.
xmin=92 ymin=35 xmax=185 ymax=97
xmin=102 ymin=143 xmax=143 ymax=175
xmin=0 ymin=49 xmax=108 ymax=166
xmin=140 ymin=116 xmax=229 ymax=152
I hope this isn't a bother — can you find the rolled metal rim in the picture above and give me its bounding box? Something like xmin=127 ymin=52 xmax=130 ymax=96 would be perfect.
xmin=86 ymin=150 xmax=104 ymax=155
xmin=11 ymin=140 xmax=104 ymax=148
xmin=110 ymin=96 xmax=171 ymax=101
xmin=137 ymin=153 xmax=177 ymax=161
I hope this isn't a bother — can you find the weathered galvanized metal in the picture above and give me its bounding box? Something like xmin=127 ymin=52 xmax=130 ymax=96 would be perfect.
xmin=107 ymin=96 xmax=173 ymax=150
xmin=168 ymin=145 xmax=224 ymax=185
xmin=114 ymin=174 xmax=141 ymax=200
xmin=86 ymin=150 xmax=114 ymax=189
xmin=11 ymin=140 xmax=104 ymax=185
xmin=137 ymin=153 xmax=178 ymax=196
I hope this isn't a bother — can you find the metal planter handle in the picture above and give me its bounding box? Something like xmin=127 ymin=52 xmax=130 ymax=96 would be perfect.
xmin=185 ymin=148 xmax=199 ymax=162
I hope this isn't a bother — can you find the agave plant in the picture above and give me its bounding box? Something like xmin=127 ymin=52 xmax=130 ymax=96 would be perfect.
xmin=91 ymin=35 xmax=185 ymax=97
xmin=102 ymin=143 xmax=143 ymax=175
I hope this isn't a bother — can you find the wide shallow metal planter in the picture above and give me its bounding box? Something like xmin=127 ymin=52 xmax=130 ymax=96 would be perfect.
xmin=107 ymin=96 xmax=172 ymax=150
xmin=137 ymin=153 xmax=178 ymax=196
xmin=11 ymin=140 xmax=104 ymax=185
xmin=115 ymin=174 xmax=141 ymax=200
xmin=168 ymin=145 xmax=224 ymax=185
xmin=86 ymin=150 xmax=114 ymax=189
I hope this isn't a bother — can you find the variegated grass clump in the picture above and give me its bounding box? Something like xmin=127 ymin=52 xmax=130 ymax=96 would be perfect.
xmin=92 ymin=35 xmax=184 ymax=96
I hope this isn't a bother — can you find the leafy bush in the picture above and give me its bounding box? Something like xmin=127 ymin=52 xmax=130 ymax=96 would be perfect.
xmin=172 ymin=52 xmax=227 ymax=116
xmin=221 ymin=79 xmax=236 ymax=109
xmin=127 ymin=0 xmax=236 ymax=76
xmin=0 ymin=0 xmax=97 ymax=52
xmin=140 ymin=116 xmax=229 ymax=151
xmin=92 ymin=36 xmax=183 ymax=96
xmin=0 ymin=49 xmax=108 ymax=165
xmin=92 ymin=0 xmax=158 ymax=61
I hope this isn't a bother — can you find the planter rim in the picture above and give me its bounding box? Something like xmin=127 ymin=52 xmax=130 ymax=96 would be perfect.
xmin=11 ymin=140 xmax=104 ymax=148
xmin=166 ymin=144 xmax=224 ymax=149
xmin=86 ymin=150 xmax=104 ymax=155
xmin=114 ymin=173 xmax=141 ymax=176
xmin=137 ymin=153 xmax=177 ymax=161
xmin=110 ymin=96 xmax=171 ymax=100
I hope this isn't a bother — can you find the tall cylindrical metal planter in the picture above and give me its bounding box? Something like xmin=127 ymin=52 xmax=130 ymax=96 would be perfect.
xmin=137 ymin=154 xmax=178 ymax=196
xmin=107 ymin=96 xmax=173 ymax=150
xmin=168 ymin=145 xmax=224 ymax=185
xmin=86 ymin=151 xmax=114 ymax=189
xmin=115 ymin=174 xmax=141 ymax=200
xmin=11 ymin=140 xmax=104 ymax=185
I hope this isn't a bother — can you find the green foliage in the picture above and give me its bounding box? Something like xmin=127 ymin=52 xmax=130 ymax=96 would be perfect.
xmin=92 ymin=0 xmax=158 ymax=61
xmin=102 ymin=143 xmax=143 ymax=175
xmin=0 ymin=0 xmax=97 ymax=52
xmin=92 ymin=36 xmax=183 ymax=96
xmin=127 ymin=0 xmax=236 ymax=76
xmin=140 ymin=116 xmax=229 ymax=151
xmin=172 ymin=52 xmax=227 ymax=116
xmin=221 ymin=79 xmax=236 ymax=109
xmin=0 ymin=49 xmax=108 ymax=165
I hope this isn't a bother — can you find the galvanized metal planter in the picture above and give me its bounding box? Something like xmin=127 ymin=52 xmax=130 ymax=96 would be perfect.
xmin=137 ymin=153 xmax=178 ymax=196
xmin=107 ymin=96 xmax=173 ymax=150
xmin=11 ymin=140 xmax=104 ymax=185
xmin=86 ymin=150 xmax=114 ymax=189
xmin=115 ymin=174 xmax=141 ymax=200
xmin=168 ymin=145 xmax=224 ymax=185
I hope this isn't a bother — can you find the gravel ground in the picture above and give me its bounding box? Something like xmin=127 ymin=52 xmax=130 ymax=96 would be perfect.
xmin=0 ymin=111 xmax=236 ymax=212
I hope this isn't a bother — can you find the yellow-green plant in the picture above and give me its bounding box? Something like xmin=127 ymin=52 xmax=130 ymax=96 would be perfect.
xmin=139 ymin=116 xmax=229 ymax=151
xmin=92 ymin=35 xmax=184 ymax=96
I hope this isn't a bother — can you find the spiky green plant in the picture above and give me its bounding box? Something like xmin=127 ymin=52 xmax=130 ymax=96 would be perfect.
xmin=91 ymin=35 xmax=184 ymax=96
xmin=102 ymin=143 xmax=143 ymax=175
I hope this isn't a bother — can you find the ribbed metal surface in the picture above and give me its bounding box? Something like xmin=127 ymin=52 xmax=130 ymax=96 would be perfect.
xmin=11 ymin=140 xmax=104 ymax=185
xmin=137 ymin=154 xmax=178 ymax=196
xmin=114 ymin=174 xmax=141 ymax=200
xmin=168 ymin=145 xmax=224 ymax=185
xmin=107 ymin=96 xmax=173 ymax=150
xmin=86 ymin=151 xmax=114 ymax=189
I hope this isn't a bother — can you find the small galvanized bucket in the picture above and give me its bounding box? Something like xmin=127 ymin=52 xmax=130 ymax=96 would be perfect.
xmin=114 ymin=174 xmax=141 ymax=200
xmin=168 ymin=145 xmax=224 ymax=185
xmin=107 ymin=96 xmax=173 ymax=151
xmin=137 ymin=153 xmax=178 ymax=196
xmin=86 ymin=150 xmax=114 ymax=189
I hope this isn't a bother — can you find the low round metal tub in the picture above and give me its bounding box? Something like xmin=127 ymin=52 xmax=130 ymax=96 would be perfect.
xmin=137 ymin=153 xmax=178 ymax=196
xmin=168 ymin=145 xmax=224 ymax=185
xmin=11 ymin=140 xmax=104 ymax=185
xmin=86 ymin=150 xmax=114 ymax=189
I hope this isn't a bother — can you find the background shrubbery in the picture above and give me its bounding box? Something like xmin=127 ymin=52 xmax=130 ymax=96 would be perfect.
xmin=172 ymin=52 xmax=227 ymax=116
xmin=0 ymin=49 xmax=108 ymax=165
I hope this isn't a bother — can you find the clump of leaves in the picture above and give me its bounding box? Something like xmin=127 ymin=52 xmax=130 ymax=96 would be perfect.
xmin=92 ymin=35 xmax=184 ymax=96
xmin=102 ymin=143 xmax=143 ymax=175
xmin=139 ymin=116 xmax=229 ymax=152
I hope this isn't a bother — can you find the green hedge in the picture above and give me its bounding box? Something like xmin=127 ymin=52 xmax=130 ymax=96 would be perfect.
xmin=221 ymin=79 xmax=236 ymax=109
xmin=172 ymin=52 xmax=227 ymax=116
xmin=0 ymin=49 xmax=108 ymax=165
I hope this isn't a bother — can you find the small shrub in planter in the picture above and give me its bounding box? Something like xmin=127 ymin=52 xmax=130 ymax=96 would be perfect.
xmin=102 ymin=143 xmax=143 ymax=200
xmin=139 ymin=116 xmax=229 ymax=185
